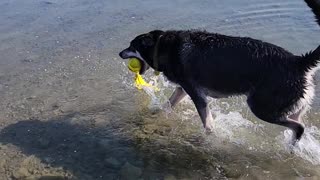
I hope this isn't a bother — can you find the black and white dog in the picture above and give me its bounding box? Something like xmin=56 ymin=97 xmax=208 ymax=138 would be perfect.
xmin=119 ymin=0 xmax=320 ymax=144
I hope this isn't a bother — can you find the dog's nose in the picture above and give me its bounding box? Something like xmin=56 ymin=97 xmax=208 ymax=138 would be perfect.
xmin=119 ymin=51 xmax=124 ymax=59
xmin=119 ymin=48 xmax=131 ymax=59
xmin=119 ymin=48 xmax=130 ymax=59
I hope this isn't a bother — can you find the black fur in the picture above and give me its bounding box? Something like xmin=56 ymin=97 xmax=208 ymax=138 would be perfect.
xmin=119 ymin=0 xmax=320 ymax=143
xmin=305 ymin=0 xmax=320 ymax=26
xmin=300 ymin=46 xmax=320 ymax=70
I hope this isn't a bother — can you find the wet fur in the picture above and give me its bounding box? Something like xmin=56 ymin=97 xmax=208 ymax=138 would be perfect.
xmin=119 ymin=0 xmax=320 ymax=143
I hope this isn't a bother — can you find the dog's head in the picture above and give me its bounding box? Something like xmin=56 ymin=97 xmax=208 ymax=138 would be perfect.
xmin=119 ymin=30 xmax=164 ymax=74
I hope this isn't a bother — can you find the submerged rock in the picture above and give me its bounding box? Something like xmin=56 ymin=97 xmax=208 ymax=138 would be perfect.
xmin=98 ymin=139 xmax=111 ymax=149
xmin=37 ymin=137 xmax=51 ymax=149
xmin=119 ymin=162 xmax=142 ymax=180
xmin=105 ymin=157 xmax=122 ymax=169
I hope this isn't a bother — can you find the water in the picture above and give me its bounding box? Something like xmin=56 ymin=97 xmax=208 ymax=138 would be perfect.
xmin=0 ymin=0 xmax=319 ymax=179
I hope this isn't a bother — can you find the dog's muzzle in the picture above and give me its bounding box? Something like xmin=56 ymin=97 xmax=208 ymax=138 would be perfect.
xmin=119 ymin=48 xmax=149 ymax=74
xmin=119 ymin=48 xmax=132 ymax=59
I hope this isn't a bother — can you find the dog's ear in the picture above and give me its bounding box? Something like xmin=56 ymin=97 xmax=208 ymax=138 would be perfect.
xmin=149 ymin=30 xmax=164 ymax=39
xmin=141 ymin=35 xmax=154 ymax=47
xmin=141 ymin=30 xmax=164 ymax=47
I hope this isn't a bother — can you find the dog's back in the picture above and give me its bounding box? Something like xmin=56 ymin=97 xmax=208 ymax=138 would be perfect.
xmin=175 ymin=31 xmax=300 ymax=95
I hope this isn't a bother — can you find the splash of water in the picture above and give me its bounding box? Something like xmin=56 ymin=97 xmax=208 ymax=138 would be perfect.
xmin=279 ymin=126 xmax=320 ymax=165
xmin=123 ymin=69 xmax=320 ymax=165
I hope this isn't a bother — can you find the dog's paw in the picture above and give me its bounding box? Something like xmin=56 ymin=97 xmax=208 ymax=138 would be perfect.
xmin=156 ymin=102 xmax=173 ymax=115
xmin=162 ymin=101 xmax=172 ymax=111
xmin=204 ymin=124 xmax=214 ymax=135
xmin=150 ymin=103 xmax=172 ymax=115
xmin=150 ymin=106 xmax=162 ymax=115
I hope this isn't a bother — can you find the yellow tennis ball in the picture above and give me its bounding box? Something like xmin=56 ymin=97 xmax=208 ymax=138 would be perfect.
xmin=128 ymin=58 xmax=141 ymax=73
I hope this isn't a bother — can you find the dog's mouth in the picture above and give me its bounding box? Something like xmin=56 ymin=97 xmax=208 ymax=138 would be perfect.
xmin=119 ymin=49 xmax=149 ymax=74
xmin=129 ymin=57 xmax=148 ymax=74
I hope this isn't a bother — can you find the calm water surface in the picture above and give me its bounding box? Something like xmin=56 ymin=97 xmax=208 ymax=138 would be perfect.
xmin=0 ymin=0 xmax=319 ymax=179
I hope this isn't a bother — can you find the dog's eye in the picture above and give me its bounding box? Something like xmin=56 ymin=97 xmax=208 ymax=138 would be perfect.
xmin=141 ymin=37 xmax=154 ymax=47
xmin=129 ymin=46 xmax=135 ymax=51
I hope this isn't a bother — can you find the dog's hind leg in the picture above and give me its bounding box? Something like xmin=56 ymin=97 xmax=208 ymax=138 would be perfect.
xmin=274 ymin=117 xmax=304 ymax=145
xmin=255 ymin=114 xmax=304 ymax=144
xmin=288 ymin=106 xmax=308 ymax=122
xmin=248 ymin=97 xmax=304 ymax=144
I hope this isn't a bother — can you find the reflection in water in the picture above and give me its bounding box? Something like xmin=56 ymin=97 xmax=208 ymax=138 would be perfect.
xmin=0 ymin=0 xmax=319 ymax=179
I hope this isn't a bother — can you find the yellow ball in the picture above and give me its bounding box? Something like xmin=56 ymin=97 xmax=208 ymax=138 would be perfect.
xmin=128 ymin=58 xmax=141 ymax=73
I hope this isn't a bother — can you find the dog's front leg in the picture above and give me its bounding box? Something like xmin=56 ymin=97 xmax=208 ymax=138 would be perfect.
xmin=180 ymin=83 xmax=214 ymax=132
xmin=168 ymin=87 xmax=187 ymax=108
xmin=160 ymin=87 xmax=186 ymax=113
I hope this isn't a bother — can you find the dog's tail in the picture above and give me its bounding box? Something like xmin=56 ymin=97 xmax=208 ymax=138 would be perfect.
xmin=299 ymin=0 xmax=320 ymax=70
xmin=300 ymin=46 xmax=320 ymax=70
xmin=304 ymin=0 xmax=320 ymax=26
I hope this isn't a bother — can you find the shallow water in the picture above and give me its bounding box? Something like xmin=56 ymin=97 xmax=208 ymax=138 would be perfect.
xmin=0 ymin=0 xmax=320 ymax=179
